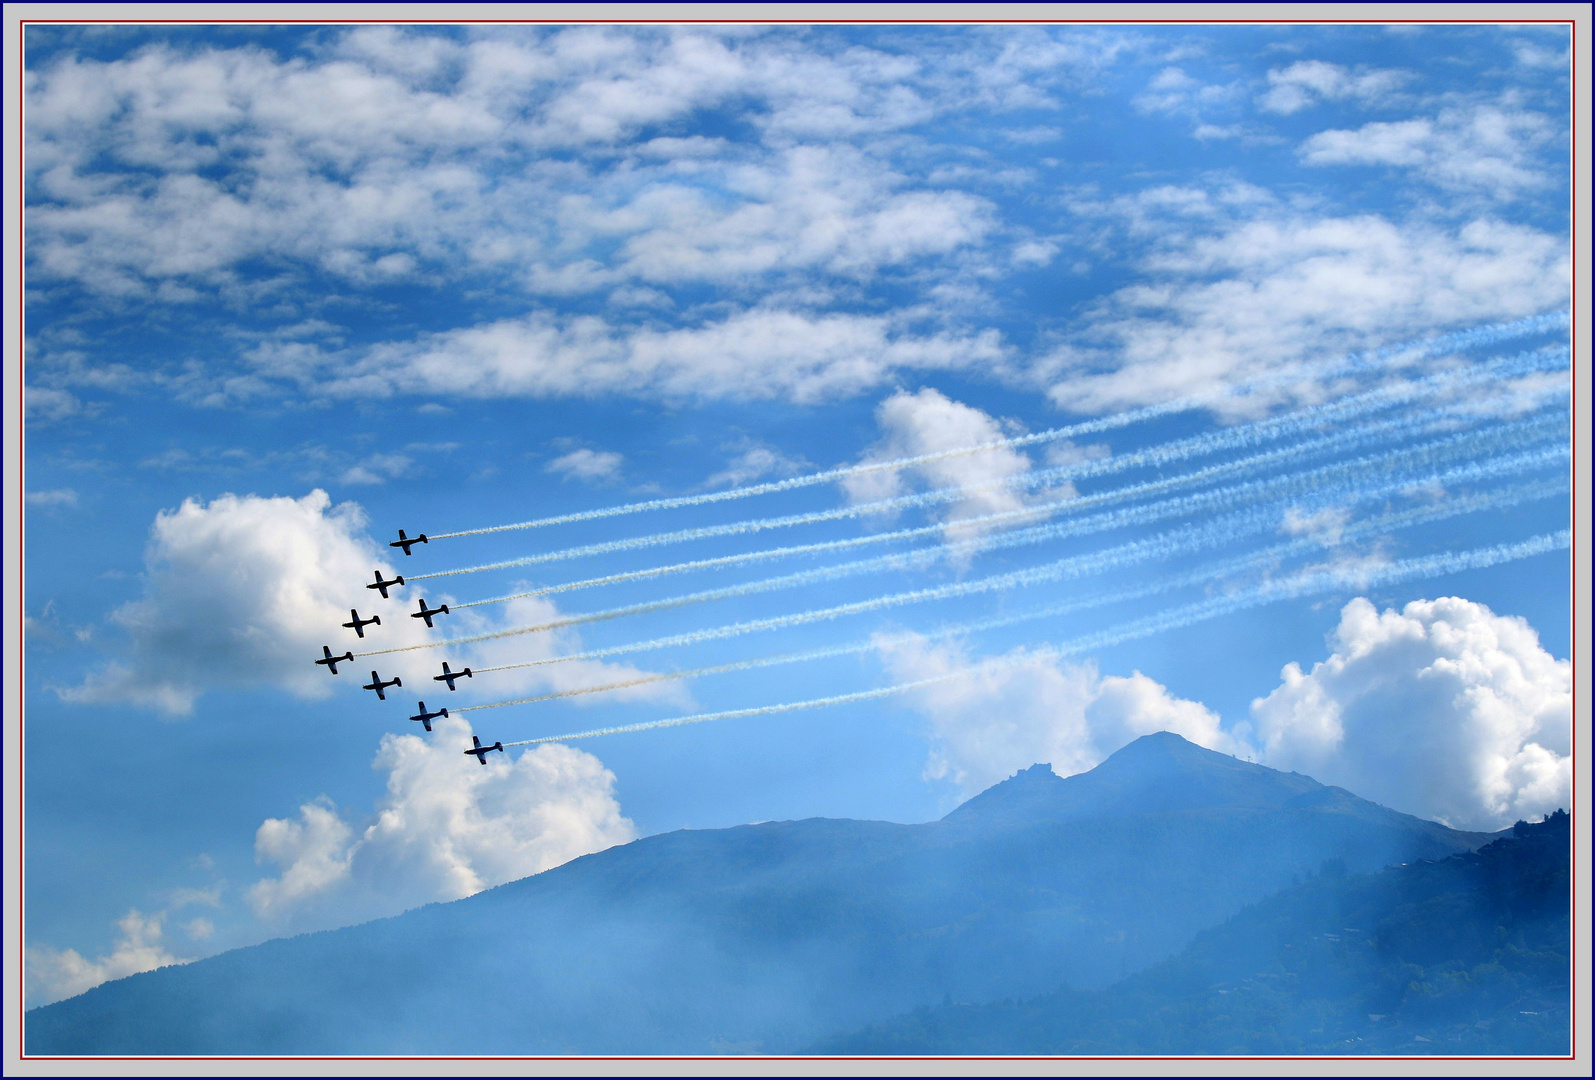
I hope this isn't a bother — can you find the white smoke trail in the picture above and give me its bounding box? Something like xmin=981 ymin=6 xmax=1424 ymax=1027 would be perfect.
xmin=412 ymin=344 xmax=1568 ymax=583
xmin=366 ymin=437 xmax=1565 ymax=661
xmin=448 ymin=401 xmax=1535 ymax=609
xmin=421 ymin=312 xmax=1567 ymax=541
xmin=497 ymin=529 xmax=1570 ymax=746
xmin=451 ymin=476 xmax=1569 ymax=710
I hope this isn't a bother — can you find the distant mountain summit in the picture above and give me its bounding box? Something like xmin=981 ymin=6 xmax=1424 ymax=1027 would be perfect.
xmin=27 ymin=733 xmax=1496 ymax=1055
xmin=945 ymin=733 xmax=1323 ymax=827
xmin=947 ymin=734 xmax=1463 ymax=848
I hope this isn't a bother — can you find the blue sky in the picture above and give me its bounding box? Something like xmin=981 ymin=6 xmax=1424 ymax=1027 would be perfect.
xmin=22 ymin=21 xmax=1573 ymax=1005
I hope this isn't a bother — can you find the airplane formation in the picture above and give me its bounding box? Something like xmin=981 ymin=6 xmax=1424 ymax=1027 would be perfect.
xmin=317 ymin=529 xmax=502 ymax=766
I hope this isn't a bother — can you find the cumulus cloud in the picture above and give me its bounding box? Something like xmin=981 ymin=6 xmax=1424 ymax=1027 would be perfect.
xmin=841 ymin=388 xmax=1063 ymax=543
xmin=1251 ymin=596 xmax=1570 ymax=831
xmin=26 ymin=910 xmax=185 ymax=1009
xmin=877 ymin=632 xmax=1247 ymax=795
xmin=882 ymin=594 xmax=1569 ymax=829
xmin=58 ymin=489 xmax=427 ymax=715
xmin=247 ymin=714 xmax=635 ymax=932
xmin=1256 ymin=60 xmax=1409 ymax=114
xmin=1299 ymin=105 xmax=1561 ymax=198
xmin=1046 ymin=204 xmax=1568 ymax=417
xmin=251 ymin=308 xmax=1007 ymax=405
xmin=56 ymin=487 xmax=690 ymax=715
xmin=545 ymin=448 xmax=624 ymax=482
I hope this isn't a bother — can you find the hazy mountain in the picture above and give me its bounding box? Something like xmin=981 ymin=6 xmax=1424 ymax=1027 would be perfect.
xmin=817 ymin=811 xmax=1570 ymax=1055
xmin=27 ymin=732 xmax=1495 ymax=1055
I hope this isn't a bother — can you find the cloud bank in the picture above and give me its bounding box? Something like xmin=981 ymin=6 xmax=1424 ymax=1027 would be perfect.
xmin=1251 ymin=595 xmax=1570 ymax=831
xmin=248 ymin=714 xmax=636 ymax=933
xmin=884 ymin=594 xmax=1569 ymax=831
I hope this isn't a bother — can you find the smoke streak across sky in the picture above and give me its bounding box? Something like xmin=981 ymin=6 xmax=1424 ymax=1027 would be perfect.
xmin=359 ymin=410 xmax=1566 ymax=659
xmin=498 ymin=530 xmax=1571 ymax=748
xmin=407 ymin=343 xmax=1567 ymax=583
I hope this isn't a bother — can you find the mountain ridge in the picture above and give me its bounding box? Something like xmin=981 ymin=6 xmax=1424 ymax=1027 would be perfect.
xmin=27 ymin=732 xmax=1497 ymax=1054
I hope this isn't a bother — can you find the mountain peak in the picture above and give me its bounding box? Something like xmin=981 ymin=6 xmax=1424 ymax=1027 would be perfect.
xmin=942 ymin=732 xmax=1321 ymax=828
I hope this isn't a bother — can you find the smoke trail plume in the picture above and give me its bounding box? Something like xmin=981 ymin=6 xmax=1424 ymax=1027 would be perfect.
xmin=497 ymin=529 xmax=1570 ymax=747
xmin=449 ymin=477 xmax=1568 ymax=711
xmin=357 ymin=432 xmax=1566 ymax=659
xmin=411 ymin=345 xmax=1567 ymax=583
xmin=450 ymin=399 xmax=1548 ymax=609
xmin=419 ymin=312 xmax=1567 ymax=541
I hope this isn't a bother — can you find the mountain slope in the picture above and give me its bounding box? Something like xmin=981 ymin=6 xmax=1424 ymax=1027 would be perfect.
xmin=26 ymin=732 xmax=1495 ymax=1055
xmin=818 ymin=811 xmax=1571 ymax=1055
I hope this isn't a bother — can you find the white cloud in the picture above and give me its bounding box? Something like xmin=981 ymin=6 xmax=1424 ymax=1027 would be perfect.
xmin=878 ymin=633 xmax=1247 ymax=796
xmin=23 ymin=29 xmax=1062 ymax=302
xmin=1251 ymin=596 xmax=1570 ymax=831
xmin=25 ymin=487 xmax=79 ymax=507
xmin=1280 ymin=505 xmax=1351 ymax=546
xmin=1257 ymin=60 xmax=1409 ymax=115
xmin=1510 ymin=39 xmax=1571 ymax=71
xmin=1133 ymin=66 xmax=1240 ymax=117
xmin=24 ymin=385 xmax=84 ymax=423
xmin=26 ymin=910 xmax=185 ymax=1008
xmin=1047 ymin=207 xmax=1568 ymax=417
xmin=545 ymin=448 xmax=624 ymax=482
xmin=56 ymin=488 xmax=687 ymax=715
xmin=339 ymin=452 xmax=412 ymax=486
xmin=58 ymin=489 xmax=426 ymax=715
xmin=705 ymin=443 xmax=808 ymax=489
xmin=841 ymin=388 xmax=1063 ymax=543
xmin=1299 ymin=105 xmax=1561 ymax=198
xmin=252 ymin=308 xmax=1007 ymax=405
xmin=247 ymin=713 xmax=635 ymax=932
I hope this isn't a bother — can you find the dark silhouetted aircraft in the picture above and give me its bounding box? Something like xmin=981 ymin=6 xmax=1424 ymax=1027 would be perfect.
xmin=465 ymin=735 xmax=503 ymax=765
xmin=391 ymin=529 xmax=428 ymax=556
xmin=316 ymin=646 xmax=354 ymax=674
xmin=411 ymin=599 xmax=450 ymax=627
xmin=367 ymin=570 xmax=405 ymax=599
xmin=434 ymin=662 xmax=473 ymax=691
xmin=363 ymin=670 xmax=402 ymax=700
xmin=410 ymin=701 xmax=449 ymax=732
xmin=342 ymin=609 xmax=381 ymax=638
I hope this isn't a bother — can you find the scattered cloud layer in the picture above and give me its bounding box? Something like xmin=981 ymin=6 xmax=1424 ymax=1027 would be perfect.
xmin=1046 ymin=202 xmax=1568 ymax=416
xmin=24 ymin=28 xmax=1099 ymax=302
xmin=1256 ymin=60 xmax=1409 ymax=114
xmin=1300 ymin=104 xmax=1561 ymax=199
xmin=246 ymin=308 xmax=1008 ymax=405
xmin=24 ymin=27 xmax=1568 ymax=419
